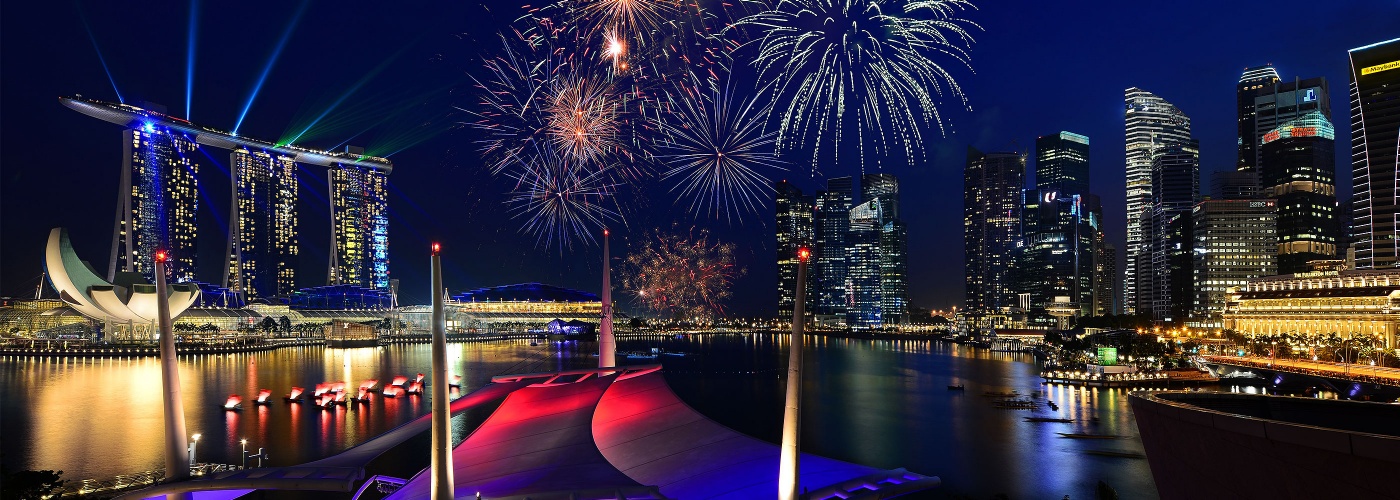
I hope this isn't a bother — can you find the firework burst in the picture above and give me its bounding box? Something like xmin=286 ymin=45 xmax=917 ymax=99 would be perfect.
xmin=619 ymin=227 xmax=744 ymax=321
xmin=731 ymin=0 xmax=979 ymax=170
xmin=658 ymin=77 xmax=784 ymax=222
xmin=545 ymin=72 xmax=624 ymax=164
xmin=506 ymin=145 xmax=621 ymax=249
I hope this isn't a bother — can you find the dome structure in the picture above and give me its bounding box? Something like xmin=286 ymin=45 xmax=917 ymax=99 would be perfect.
xmin=44 ymin=228 xmax=200 ymax=323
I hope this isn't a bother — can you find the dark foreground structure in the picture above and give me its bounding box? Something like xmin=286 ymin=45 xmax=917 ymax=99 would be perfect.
xmin=122 ymin=365 xmax=937 ymax=499
xmin=1130 ymin=391 xmax=1400 ymax=500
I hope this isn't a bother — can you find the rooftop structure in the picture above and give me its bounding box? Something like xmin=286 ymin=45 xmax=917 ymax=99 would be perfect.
xmin=450 ymin=282 xmax=598 ymax=303
xmin=43 ymin=228 xmax=199 ymax=333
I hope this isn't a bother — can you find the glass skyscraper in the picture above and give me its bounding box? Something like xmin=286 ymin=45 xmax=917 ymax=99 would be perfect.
xmin=1148 ymin=140 xmax=1199 ymax=320
xmin=846 ymin=199 xmax=883 ymax=328
xmin=814 ymin=177 xmax=853 ymax=321
xmin=1237 ymin=65 xmax=1281 ymax=173
xmin=1034 ymin=132 xmax=1090 ymax=196
xmin=1124 ymin=88 xmax=1191 ymax=315
xmin=775 ymin=180 xmax=813 ymax=322
xmin=329 ymin=162 xmax=390 ymax=290
xmin=1191 ymin=199 xmax=1277 ymax=327
xmin=1261 ymin=112 xmax=1338 ymax=274
xmin=113 ymin=123 xmax=199 ymax=284
xmin=1348 ymin=37 xmax=1400 ymax=269
xmin=964 ymin=147 xmax=1025 ymax=313
xmin=226 ymin=148 xmax=299 ymax=298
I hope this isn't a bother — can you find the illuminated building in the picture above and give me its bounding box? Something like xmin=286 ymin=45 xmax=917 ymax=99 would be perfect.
xmin=1125 ymin=88 xmax=1191 ymax=315
xmin=846 ymin=200 xmax=883 ymax=327
xmin=113 ymin=112 xmax=200 ymax=283
xmin=1210 ymin=170 xmax=1261 ymax=200
xmin=775 ymin=180 xmax=813 ymax=321
xmin=1021 ymin=188 xmax=1100 ymax=321
xmin=1223 ymin=269 xmax=1400 ymax=349
xmin=814 ymin=177 xmax=853 ymax=323
xmin=1191 ymin=199 xmax=1277 ymax=328
xmin=1348 ymin=38 xmax=1400 ymax=270
xmin=397 ymin=283 xmax=602 ymax=333
xmin=225 ymin=148 xmax=299 ymax=298
xmin=1094 ymin=241 xmax=1119 ymax=316
xmin=1146 ymin=140 xmax=1199 ymax=320
xmin=861 ymin=173 xmax=900 ymax=220
xmin=1237 ymin=65 xmax=1280 ymax=173
xmin=329 ymin=156 xmax=390 ymax=290
xmin=1034 ymin=131 xmax=1090 ymax=196
xmin=1261 ymin=111 xmax=1338 ymax=274
xmin=861 ymin=174 xmax=909 ymax=325
xmin=964 ymin=147 xmax=1025 ymax=313
xmin=1253 ymin=76 xmax=1330 ymax=169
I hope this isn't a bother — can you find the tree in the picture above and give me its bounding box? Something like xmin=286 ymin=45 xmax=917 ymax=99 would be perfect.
xmin=1 ymin=469 xmax=65 ymax=500
xmin=278 ymin=316 xmax=292 ymax=335
xmin=259 ymin=317 xmax=277 ymax=334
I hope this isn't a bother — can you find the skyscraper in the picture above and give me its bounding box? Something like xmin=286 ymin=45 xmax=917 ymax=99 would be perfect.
xmin=1034 ymin=132 xmax=1090 ymax=196
xmin=846 ymin=200 xmax=883 ymax=328
xmin=1021 ymin=189 xmax=1098 ymax=320
xmin=1237 ymin=65 xmax=1281 ymax=173
xmin=1253 ymin=77 xmax=1330 ymax=167
xmin=1148 ymin=140 xmax=1199 ymax=320
xmin=1261 ymin=111 xmax=1338 ymax=274
xmin=1094 ymin=241 xmax=1118 ymax=316
xmin=225 ymin=148 xmax=299 ymax=298
xmin=964 ymin=147 xmax=1025 ymax=313
xmin=112 ymin=121 xmax=199 ymax=284
xmin=861 ymin=173 xmax=900 ymax=220
xmin=1192 ymin=199 xmax=1277 ymax=326
xmin=1348 ymin=37 xmax=1400 ymax=270
xmin=1125 ymin=88 xmax=1191 ymax=315
xmin=775 ymin=180 xmax=813 ymax=321
xmin=814 ymin=177 xmax=854 ymax=322
xmin=329 ymin=160 xmax=390 ymax=290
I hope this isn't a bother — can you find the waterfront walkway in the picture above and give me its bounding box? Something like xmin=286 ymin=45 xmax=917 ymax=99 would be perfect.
xmin=1203 ymin=355 xmax=1400 ymax=388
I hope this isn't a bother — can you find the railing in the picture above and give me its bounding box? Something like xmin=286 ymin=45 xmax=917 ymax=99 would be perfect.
xmin=57 ymin=463 xmax=241 ymax=497
xmin=1203 ymin=354 xmax=1400 ymax=388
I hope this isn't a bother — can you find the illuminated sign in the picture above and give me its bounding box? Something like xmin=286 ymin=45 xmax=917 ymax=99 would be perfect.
xmin=1291 ymin=126 xmax=1317 ymax=138
xmin=1303 ymin=89 xmax=1317 ymax=102
xmin=1044 ymin=191 xmax=1058 ymax=203
xmin=1262 ymin=130 xmax=1281 ymax=143
xmin=1361 ymin=59 xmax=1400 ymax=76
xmin=1097 ymin=347 xmax=1118 ymax=366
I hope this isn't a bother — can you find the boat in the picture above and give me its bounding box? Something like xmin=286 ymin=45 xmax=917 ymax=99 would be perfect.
xmin=1082 ymin=449 xmax=1145 ymax=459
xmin=254 ymin=389 xmax=272 ymax=405
xmin=360 ymin=379 xmax=379 ymax=392
xmin=313 ymin=383 xmax=331 ymax=397
xmin=285 ymin=386 xmax=304 ymax=402
xmin=406 ymin=381 xmax=423 ymax=395
xmin=1057 ymin=433 xmax=1120 ymax=439
xmin=390 ymin=375 xmax=409 ymax=387
xmin=224 ymin=394 xmax=243 ymax=411
xmin=624 ymin=351 xmax=659 ymax=360
xmin=354 ymin=387 xmax=371 ymax=403
xmin=1024 ymin=417 xmax=1073 ymax=423
xmin=382 ymin=386 xmax=404 ymax=398
xmin=529 ymin=341 xmax=539 ymax=346
xmin=947 ymin=385 xmax=965 ymax=391
xmin=661 ymin=351 xmax=689 ymax=357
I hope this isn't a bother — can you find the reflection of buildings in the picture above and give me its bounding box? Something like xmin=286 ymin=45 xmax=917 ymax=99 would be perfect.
xmin=226 ymin=148 xmax=299 ymax=298
xmin=1348 ymin=38 xmax=1400 ymax=270
xmin=1222 ymin=269 xmax=1400 ymax=348
xmin=775 ymin=180 xmax=813 ymax=322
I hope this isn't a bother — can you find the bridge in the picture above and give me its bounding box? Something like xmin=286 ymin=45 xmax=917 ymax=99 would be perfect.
xmin=1201 ymin=355 xmax=1400 ymax=397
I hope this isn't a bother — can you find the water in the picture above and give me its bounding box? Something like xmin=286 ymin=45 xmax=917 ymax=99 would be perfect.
xmin=0 ymin=335 xmax=1164 ymax=499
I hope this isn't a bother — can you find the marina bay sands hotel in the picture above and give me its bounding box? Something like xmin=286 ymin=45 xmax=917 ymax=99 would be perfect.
xmin=60 ymin=96 xmax=392 ymax=298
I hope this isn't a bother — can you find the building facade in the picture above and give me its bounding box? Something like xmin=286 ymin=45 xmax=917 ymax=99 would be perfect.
xmin=1147 ymin=140 xmax=1200 ymax=320
xmin=1094 ymin=241 xmax=1119 ymax=316
xmin=1192 ymin=199 xmax=1277 ymax=328
xmin=814 ymin=177 xmax=854 ymax=322
xmin=1237 ymin=65 xmax=1281 ymax=173
xmin=964 ymin=147 xmax=1025 ymax=312
xmin=847 ymin=200 xmax=883 ymax=327
xmin=1125 ymin=88 xmax=1192 ymax=315
xmin=1034 ymin=131 xmax=1090 ymax=195
xmin=1261 ymin=111 xmax=1338 ymax=274
xmin=1223 ymin=269 xmax=1400 ymax=349
xmin=1348 ymin=38 xmax=1400 ymax=270
xmin=226 ymin=148 xmax=299 ymax=298
xmin=1252 ymin=76 xmax=1330 ymax=171
xmin=329 ymin=162 xmax=390 ymax=290
xmin=113 ymin=122 xmax=200 ymax=284
xmin=775 ymin=180 xmax=813 ymax=321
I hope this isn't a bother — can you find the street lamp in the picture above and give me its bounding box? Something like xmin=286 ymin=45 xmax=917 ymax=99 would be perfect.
xmin=241 ymin=439 xmax=248 ymax=469
xmin=188 ymin=433 xmax=201 ymax=470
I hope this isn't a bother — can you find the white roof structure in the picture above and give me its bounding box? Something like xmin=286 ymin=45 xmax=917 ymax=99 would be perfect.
xmin=44 ymin=228 xmax=199 ymax=323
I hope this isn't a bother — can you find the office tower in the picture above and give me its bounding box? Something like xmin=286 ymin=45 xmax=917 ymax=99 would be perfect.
xmin=861 ymin=173 xmax=900 ymax=220
xmin=846 ymin=200 xmax=883 ymax=327
xmin=1148 ymin=140 xmax=1200 ymax=320
xmin=964 ymin=147 xmax=1025 ymax=312
xmin=225 ymin=148 xmax=299 ymax=298
xmin=1237 ymin=65 xmax=1281 ymax=172
xmin=1192 ymin=199 xmax=1277 ymax=326
xmin=1035 ymin=131 xmax=1090 ymax=195
xmin=1261 ymin=111 xmax=1338 ymax=274
xmin=878 ymin=214 xmax=910 ymax=325
xmin=1094 ymin=241 xmax=1118 ymax=316
xmin=112 ymin=121 xmax=199 ymax=283
xmin=814 ymin=177 xmax=854 ymax=322
xmin=1348 ymin=37 xmax=1400 ymax=269
xmin=775 ymin=180 xmax=813 ymax=321
xmin=1125 ymin=88 xmax=1191 ymax=314
xmin=1253 ymin=77 xmax=1330 ymax=168
xmin=329 ymin=160 xmax=390 ymax=290
xmin=1022 ymin=189 xmax=1099 ymax=321
xmin=1210 ymin=170 xmax=1261 ymax=200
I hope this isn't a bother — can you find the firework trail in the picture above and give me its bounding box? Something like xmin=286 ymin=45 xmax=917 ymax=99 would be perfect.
xmin=619 ymin=227 xmax=744 ymax=321
xmin=658 ymin=76 xmax=784 ymax=222
xmin=506 ymin=144 xmax=622 ymax=249
xmin=731 ymin=0 xmax=979 ymax=170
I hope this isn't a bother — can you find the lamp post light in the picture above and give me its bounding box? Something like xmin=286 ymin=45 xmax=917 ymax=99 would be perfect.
xmin=241 ymin=439 xmax=248 ymax=469
xmin=188 ymin=433 xmax=201 ymax=470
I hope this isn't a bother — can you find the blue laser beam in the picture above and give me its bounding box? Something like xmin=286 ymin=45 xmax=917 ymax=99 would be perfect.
xmin=185 ymin=0 xmax=199 ymax=119
xmin=77 ymin=6 xmax=124 ymax=104
xmin=232 ymin=1 xmax=309 ymax=135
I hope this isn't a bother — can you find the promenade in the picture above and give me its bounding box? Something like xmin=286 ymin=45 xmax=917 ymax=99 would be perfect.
xmin=1203 ymin=354 xmax=1400 ymax=387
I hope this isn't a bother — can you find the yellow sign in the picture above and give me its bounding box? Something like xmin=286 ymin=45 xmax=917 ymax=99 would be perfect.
xmin=1362 ymin=60 xmax=1400 ymax=76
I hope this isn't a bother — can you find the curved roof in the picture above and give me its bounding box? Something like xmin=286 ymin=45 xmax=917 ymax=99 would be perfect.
xmin=44 ymin=228 xmax=199 ymax=323
xmin=60 ymin=96 xmax=393 ymax=172
xmin=451 ymin=283 xmax=599 ymax=303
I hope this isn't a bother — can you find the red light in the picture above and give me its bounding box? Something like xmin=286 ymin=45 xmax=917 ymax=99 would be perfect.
xmin=604 ymin=228 xmax=609 ymax=237
xmin=431 ymin=242 xmax=441 ymax=255
xmin=798 ymin=247 xmax=811 ymax=261
xmin=154 ymin=251 xmax=168 ymax=263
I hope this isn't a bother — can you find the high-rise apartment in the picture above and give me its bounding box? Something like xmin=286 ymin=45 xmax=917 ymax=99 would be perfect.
xmin=226 ymin=148 xmax=299 ymax=298
xmin=113 ymin=121 xmax=199 ymax=284
xmin=775 ymin=180 xmax=813 ymax=321
xmin=1237 ymin=65 xmax=1281 ymax=173
xmin=1261 ymin=111 xmax=1338 ymax=274
xmin=329 ymin=160 xmax=390 ymax=290
xmin=814 ymin=177 xmax=854 ymax=322
xmin=1125 ymin=88 xmax=1191 ymax=315
xmin=964 ymin=147 xmax=1025 ymax=312
xmin=1192 ymin=199 xmax=1277 ymax=327
xmin=1348 ymin=37 xmax=1400 ymax=269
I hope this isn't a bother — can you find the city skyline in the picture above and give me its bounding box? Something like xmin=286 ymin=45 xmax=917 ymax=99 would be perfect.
xmin=2 ymin=1 xmax=1397 ymax=315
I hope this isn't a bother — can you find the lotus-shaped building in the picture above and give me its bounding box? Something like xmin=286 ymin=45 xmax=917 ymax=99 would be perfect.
xmin=44 ymin=228 xmax=200 ymax=325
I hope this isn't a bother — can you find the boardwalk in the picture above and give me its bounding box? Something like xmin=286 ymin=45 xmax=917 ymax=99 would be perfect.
xmin=1203 ymin=355 xmax=1400 ymax=387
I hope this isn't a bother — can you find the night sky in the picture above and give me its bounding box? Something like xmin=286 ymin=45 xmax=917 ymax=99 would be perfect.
xmin=2 ymin=1 xmax=1396 ymax=316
